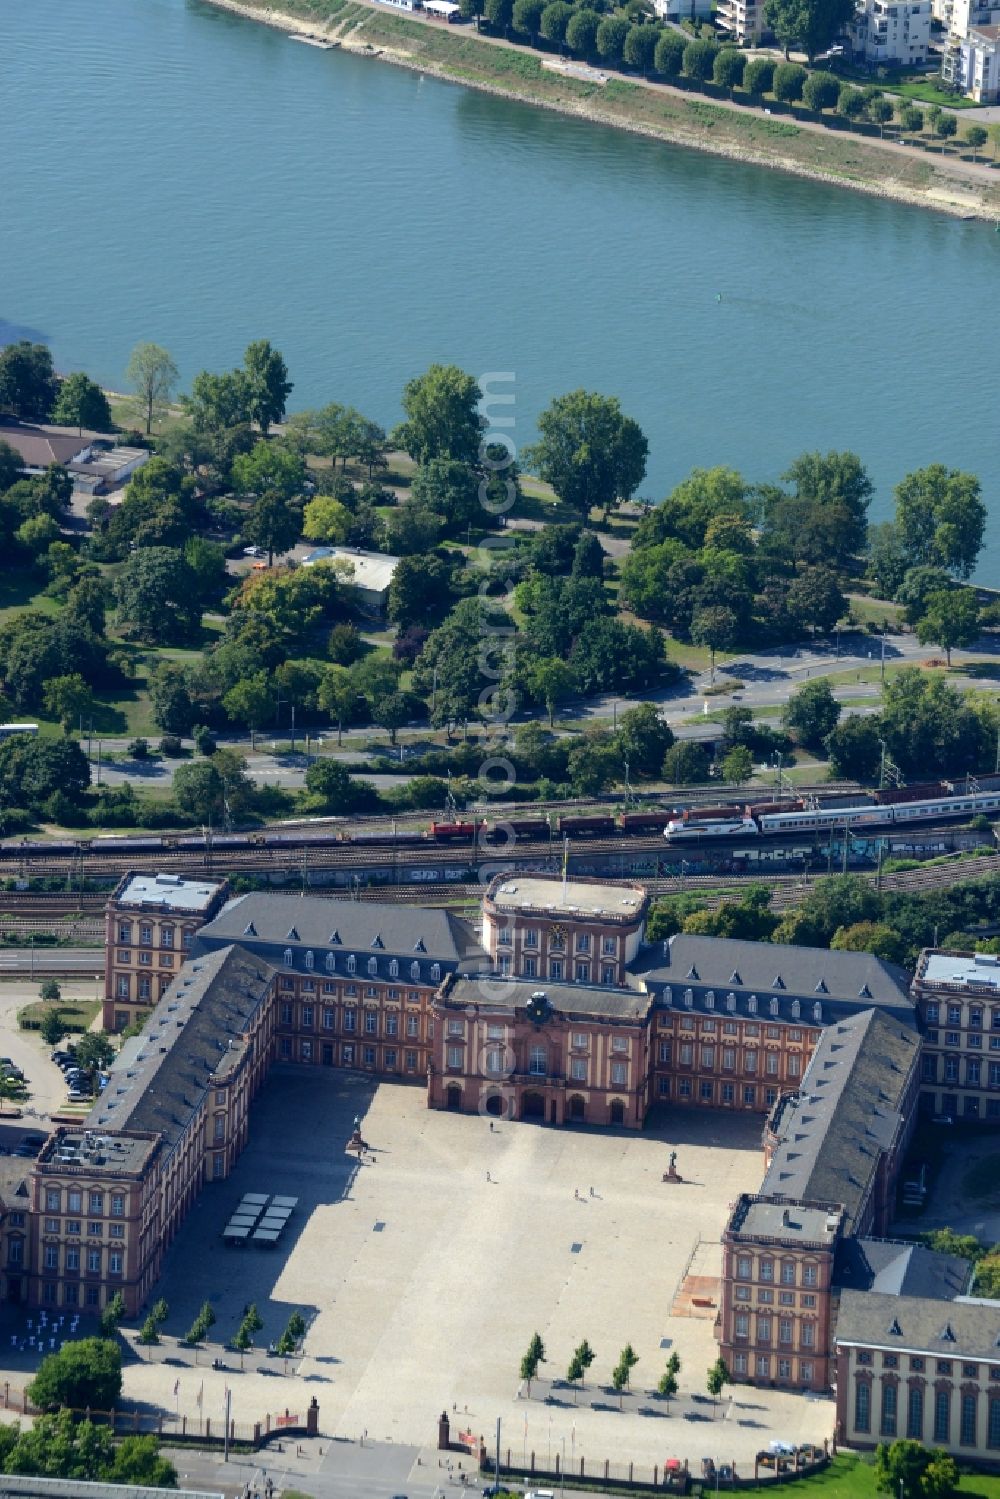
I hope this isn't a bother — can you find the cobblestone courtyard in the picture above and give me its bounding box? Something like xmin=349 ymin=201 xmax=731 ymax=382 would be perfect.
xmin=58 ymin=1070 xmax=834 ymax=1468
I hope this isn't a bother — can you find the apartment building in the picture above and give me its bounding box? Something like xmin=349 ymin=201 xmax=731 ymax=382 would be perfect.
xmin=192 ymin=891 xmax=485 ymax=1083
xmin=716 ymin=0 xmax=767 ymax=45
xmin=717 ymin=1008 xmax=921 ymax=1390
xmin=944 ymin=23 xmax=1000 ymax=98
xmin=482 ymin=873 xmax=648 ymax=989
xmin=103 ymin=872 xmax=229 ymax=1031
xmin=835 ymin=1289 xmax=1000 ymax=1462
xmin=637 ymin=935 xmax=915 ymax=1116
xmin=911 ymin=948 xmax=1000 ymax=1121
xmin=429 ymin=973 xmax=653 ymax=1126
xmin=848 ymin=0 xmax=931 ymax=65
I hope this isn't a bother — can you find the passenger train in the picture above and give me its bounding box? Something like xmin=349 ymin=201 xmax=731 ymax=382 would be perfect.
xmin=664 ymin=788 xmax=1000 ymax=841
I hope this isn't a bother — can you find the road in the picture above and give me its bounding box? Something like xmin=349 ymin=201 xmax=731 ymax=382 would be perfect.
xmin=0 ymin=949 xmax=103 ymax=976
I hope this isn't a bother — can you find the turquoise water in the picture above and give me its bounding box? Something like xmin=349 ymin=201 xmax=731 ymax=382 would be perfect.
xmin=1 ymin=0 xmax=999 ymax=571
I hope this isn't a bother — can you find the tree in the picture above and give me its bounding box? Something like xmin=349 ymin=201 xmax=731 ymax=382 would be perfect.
xmin=0 ymin=341 xmax=58 ymax=421
xmin=866 ymin=521 xmax=910 ymax=600
xmin=936 ymin=111 xmax=958 ymax=147
xmin=611 ymin=1343 xmax=639 ymax=1408
xmin=114 ymin=547 xmax=200 ymax=643
xmin=107 ymin=1434 xmax=178 ymax=1489
xmin=126 ymin=342 xmax=179 ymax=435
xmin=706 ymin=1355 xmax=731 ymax=1412
xmin=394 ymin=364 xmax=483 ymax=466
xmin=513 ymin=0 xmax=545 ymax=39
xmin=963 ymin=123 xmax=988 ymax=160
xmin=540 ymin=0 xmax=573 ymax=45
xmin=328 ymin=622 xmax=362 ymax=665
xmin=654 ymin=28 xmax=686 ymax=75
xmin=519 ymin=1331 xmax=546 ymax=1395
xmin=915 ymin=586 xmax=980 ymax=665
xmin=897 ymin=102 xmax=923 ymax=134
xmin=242 ymin=339 xmax=292 ymax=436
xmin=682 ymin=38 xmax=720 ymax=80
xmin=74 ymin=1033 xmax=115 ymax=1082
xmin=0 ymin=734 xmax=90 ymax=812
xmin=99 ymin=1291 xmax=126 ymax=1339
xmin=411 ymin=456 xmax=482 ymax=534
xmin=596 ymin=14 xmax=631 ymax=62
xmin=803 ymin=70 xmax=841 ymax=111
xmin=28 ymin=1338 xmax=123 ymax=1411
xmin=782 ymin=678 xmax=841 ymax=750
xmin=786 ymin=566 xmax=846 ymax=636
xmin=303 ymin=494 xmax=352 ymax=545
xmin=617 ymin=703 xmax=674 ymax=777
xmin=721 ymin=745 xmax=753 ymax=784
xmin=137 ymin=1314 xmax=160 ymax=1347
xmin=276 ymin=1309 xmax=308 ymax=1357
xmin=566 ymin=1339 xmax=595 ymax=1398
xmin=42 ymin=673 xmax=94 ymax=734
xmin=894 ymin=465 xmax=985 ymax=578
xmin=691 ymin=605 xmax=738 ymax=683
xmin=173 ymin=760 xmax=224 ymax=824
xmin=663 ymin=741 xmax=710 ymax=784
xmin=182 ymin=1300 xmax=217 ymax=1346
xmin=528 ymin=657 xmax=577 ymax=726
xmin=40 ymin=1007 xmax=64 ymax=1046
xmin=372 ymin=690 xmax=412 ymax=745
xmin=765 ymin=0 xmax=852 ymax=59
xmin=624 ymin=23 xmax=659 ymax=71
xmin=527 ymin=390 xmax=647 ymax=519
xmin=243 ymin=492 xmax=301 ymax=565
xmin=713 ymin=48 xmax=746 ymax=91
xmin=868 ymin=95 xmax=893 ymax=134
xmin=232 ymin=1303 xmax=264 ymax=1367
xmin=304 ymin=758 xmax=377 ymax=813
xmin=875 ymin=1439 xmax=957 ymax=1499
xmin=657 ymin=1366 xmax=678 ymax=1403
xmin=772 ymin=61 xmax=807 ymax=99
xmin=52 ymin=372 xmax=111 ymax=435
xmin=566 ymin=7 xmax=600 ymax=52
xmin=743 ymin=56 xmax=775 ymax=93
xmin=318 ymin=667 xmax=359 ymax=745
xmin=572 ymin=529 xmax=605 ymax=580
xmin=831 ymin=920 xmax=905 ymax=964
xmin=483 ymin=0 xmax=514 ymax=35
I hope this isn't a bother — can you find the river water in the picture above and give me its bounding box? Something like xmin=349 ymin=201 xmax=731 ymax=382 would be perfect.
xmin=2 ymin=0 xmax=999 ymax=572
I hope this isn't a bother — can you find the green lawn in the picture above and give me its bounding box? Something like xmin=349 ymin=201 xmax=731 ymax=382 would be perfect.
xmin=883 ymin=78 xmax=981 ymax=109
xmin=728 ymin=1456 xmax=1000 ymax=1499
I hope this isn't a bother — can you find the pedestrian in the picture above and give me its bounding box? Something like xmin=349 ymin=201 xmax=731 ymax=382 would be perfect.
xmin=489 ymin=1121 xmax=494 ymax=1133
xmin=574 ymin=1188 xmax=579 ymax=1200
xmin=589 ymin=1185 xmax=595 ymax=1197
xmin=486 ymin=1170 xmax=491 ymax=1183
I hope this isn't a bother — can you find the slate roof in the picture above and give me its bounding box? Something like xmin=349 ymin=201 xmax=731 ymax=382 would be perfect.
xmin=635 ymin=934 xmax=915 ymax=1029
xmin=440 ymin=973 xmax=653 ymax=1022
xmin=88 ymin=945 xmax=276 ymax=1155
xmin=0 ymin=421 xmax=93 ymax=469
xmin=759 ymin=1008 xmax=919 ymax=1230
xmin=835 ymin=1289 xmax=1000 ymax=1358
xmin=834 ymin=1238 xmax=972 ymax=1300
xmin=193 ymin=892 xmax=486 ymax=984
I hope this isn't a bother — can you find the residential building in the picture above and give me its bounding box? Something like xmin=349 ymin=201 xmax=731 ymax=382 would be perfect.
xmin=0 ymin=421 xmax=148 ymax=491
xmin=482 ymin=873 xmax=648 ymax=988
xmin=934 ymin=0 xmax=1000 ymax=40
xmin=301 ymin=547 xmax=400 ymax=615
xmin=718 ymin=1008 xmax=921 ymax=1390
xmin=103 ymin=873 xmax=230 ymax=1032
xmin=911 ymin=948 xmax=1000 ymax=1122
xmin=652 ymin=0 xmax=714 ymax=18
xmin=848 ymin=0 xmax=931 ymax=63
xmin=835 ymin=1290 xmax=1000 ymax=1461
xmin=716 ymin=0 xmax=767 ymax=45
xmin=428 ymin=974 xmax=653 ymax=1126
xmin=636 ymin=934 xmax=915 ymax=1115
xmin=943 ymin=23 xmax=1000 ymax=98
xmin=192 ymin=890 xmax=485 ymax=1081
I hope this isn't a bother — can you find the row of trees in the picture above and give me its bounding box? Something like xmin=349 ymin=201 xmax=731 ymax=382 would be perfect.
xmin=520 ymin=1334 xmax=731 ymax=1410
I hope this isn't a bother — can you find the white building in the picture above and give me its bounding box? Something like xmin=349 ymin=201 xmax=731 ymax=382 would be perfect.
xmin=848 ymin=0 xmax=931 ymax=64
xmin=715 ymin=0 xmax=766 ymax=43
xmin=301 ymin=546 xmax=401 ymax=615
xmin=944 ymin=21 xmax=1000 ymax=95
xmin=653 ymin=0 xmax=714 ymax=21
xmin=933 ymin=0 xmax=1000 ymax=38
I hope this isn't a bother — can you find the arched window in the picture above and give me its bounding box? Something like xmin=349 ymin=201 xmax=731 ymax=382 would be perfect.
xmin=389 ymin=958 xmax=399 ymax=978
xmin=304 ymin=950 xmax=314 ymax=971
xmin=346 ymin=954 xmax=357 ymax=975
xmin=283 ymin=948 xmax=293 ymax=967
xmin=368 ymin=956 xmax=378 ymax=976
xmin=325 ymin=952 xmax=336 ymax=973
xmin=430 ymin=963 xmax=441 ymax=982
xmin=410 ymin=960 xmax=421 ymax=982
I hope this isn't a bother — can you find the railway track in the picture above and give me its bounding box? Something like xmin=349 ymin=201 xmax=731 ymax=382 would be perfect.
xmin=0 ymin=892 xmax=107 ymax=917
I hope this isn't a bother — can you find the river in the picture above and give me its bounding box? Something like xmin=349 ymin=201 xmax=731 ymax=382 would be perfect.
xmin=2 ymin=0 xmax=999 ymax=574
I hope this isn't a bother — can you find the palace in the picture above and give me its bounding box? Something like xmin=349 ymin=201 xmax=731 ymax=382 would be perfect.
xmin=3 ymin=867 xmax=999 ymax=1465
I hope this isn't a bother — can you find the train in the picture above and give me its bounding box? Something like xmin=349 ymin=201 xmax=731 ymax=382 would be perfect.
xmin=665 ymin=786 xmax=1000 ymax=841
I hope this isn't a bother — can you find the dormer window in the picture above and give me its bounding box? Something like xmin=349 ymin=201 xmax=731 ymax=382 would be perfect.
xmin=367 ymin=956 xmax=378 ymax=976
xmin=329 ymin=930 xmax=341 ymax=945
xmin=663 ymin=985 xmax=673 ymax=1005
xmin=410 ymin=960 xmax=421 ymax=981
xmin=389 ymin=959 xmax=399 ymax=978
xmin=287 ymin=927 xmax=300 ymax=942
xmin=283 ymin=948 xmax=293 ymax=967
xmin=414 ymin=939 xmax=426 ymax=953
xmin=243 ymin=922 xmax=257 ymax=937
xmin=726 ymin=992 xmax=736 ymax=1012
xmin=815 ymin=979 xmax=828 ymax=994
xmin=772 ymin=975 xmax=785 ymax=990
xmin=304 ymin=950 xmax=314 ymax=970
xmin=813 ymin=1001 xmax=823 ymax=1023
xmin=730 ymin=970 xmax=741 ymax=984
xmin=683 ymin=988 xmax=693 ymax=1009
xmin=859 ymin=983 xmax=872 ymax=999
xmin=705 ymin=990 xmax=715 ymax=1010
xmin=686 ymin=966 xmax=699 ymax=981
xmin=769 ymin=997 xmax=779 ymax=1016
xmin=748 ymin=994 xmax=758 ymax=1014
xmin=371 ymin=934 xmax=384 ymax=949
xmin=791 ymin=1000 xmax=800 ymax=1019
xmin=325 ymin=952 xmax=336 ymax=973
xmin=430 ymin=963 xmax=441 ymax=983
xmin=346 ymin=954 xmax=357 ymax=975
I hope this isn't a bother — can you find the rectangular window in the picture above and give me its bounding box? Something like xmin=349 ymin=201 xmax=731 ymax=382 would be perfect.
xmin=779 ymin=1319 xmax=792 ymax=1345
xmin=44 ymin=1246 xmax=59 ymax=1270
xmin=802 ymin=1265 xmax=817 ymax=1286
xmin=735 ymin=1314 xmax=749 ymax=1339
xmin=405 ymin=1050 xmax=417 ymax=1072
xmin=110 ymin=1195 xmax=124 ymax=1218
xmin=343 ymin=1009 xmax=357 ymax=1032
xmin=87 ymin=1249 xmax=101 ymax=1272
xmin=935 ymin=1389 xmax=950 ymax=1443
xmin=571 ymin=1058 xmax=587 ymax=1081
xmin=109 ymin=1252 xmax=122 ymax=1276
xmin=385 ymin=1048 xmax=397 ymax=1069
xmin=745 ymin=1051 xmax=757 ymax=1072
xmin=323 ymin=1007 xmax=335 ymax=1030
xmin=365 ymin=1012 xmax=378 ymax=1035
xmin=778 ymin=1359 xmax=791 ymax=1379
xmin=448 ymin=1047 xmax=463 ymax=1069
xmin=363 ymin=1046 xmax=376 ymax=1067
xmin=699 ymin=1080 xmax=714 ymax=1101
xmin=343 ymin=1044 xmax=354 ymax=1065
xmin=743 ymin=1085 xmax=756 ymax=1105
xmin=881 ymin=1382 xmax=897 ymax=1438
xmin=801 ymin=1322 xmax=815 ymax=1347
xmin=734 ymin=1353 xmax=747 ymax=1375
xmin=737 ymin=1256 xmax=752 ymax=1278
xmin=760 ymin=1259 xmax=774 ymax=1282
xmin=46 ymin=1191 xmax=60 ymax=1213
xmin=800 ymin=1362 xmax=814 ymax=1384
xmin=961 ymin=1393 xmax=977 ymax=1446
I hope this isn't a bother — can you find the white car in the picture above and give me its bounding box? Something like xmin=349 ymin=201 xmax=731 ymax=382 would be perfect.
xmin=243 ymin=545 xmax=263 ymax=558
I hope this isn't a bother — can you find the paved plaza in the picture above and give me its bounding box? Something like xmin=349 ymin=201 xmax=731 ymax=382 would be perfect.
xmin=2 ymin=1070 xmax=836 ymax=1472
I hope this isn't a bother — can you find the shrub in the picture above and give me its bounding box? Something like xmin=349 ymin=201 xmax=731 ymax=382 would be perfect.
xmin=743 ymin=56 xmax=774 ymax=94
xmin=158 ymin=735 xmax=183 ymax=757
xmin=802 ymin=70 xmax=840 ymax=112
xmin=654 ymin=28 xmax=686 ymax=75
xmin=772 ymin=61 xmax=806 ymax=101
xmin=682 ymin=37 xmax=719 ymax=80
xmin=713 ymin=48 xmax=745 ymax=90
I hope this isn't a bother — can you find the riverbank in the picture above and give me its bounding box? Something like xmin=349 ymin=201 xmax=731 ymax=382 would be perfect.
xmin=200 ymin=0 xmax=1000 ymax=220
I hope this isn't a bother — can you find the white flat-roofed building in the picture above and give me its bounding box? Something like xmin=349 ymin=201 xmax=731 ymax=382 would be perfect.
xmin=849 ymin=0 xmax=931 ymax=64
xmin=301 ymin=546 xmax=400 ymax=614
xmin=103 ymin=872 xmax=230 ymax=1032
xmin=912 ymin=947 xmax=1000 ymax=1121
xmin=947 ymin=22 xmax=1000 ymax=97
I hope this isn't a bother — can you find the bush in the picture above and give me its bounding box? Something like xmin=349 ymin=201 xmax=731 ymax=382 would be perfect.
xmin=743 ymin=56 xmax=774 ymax=94
xmin=126 ymin=737 xmax=150 ymax=760
xmin=158 ymin=735 xmax=183 ymax=757
xmin=713 ymin=48 xmax=745 ymax=90
xmin=802 ymin=70 xmax=840 ymax=112
xmin=772 ymin=61 xmax=806 ymax=101
xmin=682 ymin=37 xmax=719 ymax=80
xmin=193 ymin=725 xmax=216 ymax=757
xmin=654 ymin=28 xmax=686 ymax=76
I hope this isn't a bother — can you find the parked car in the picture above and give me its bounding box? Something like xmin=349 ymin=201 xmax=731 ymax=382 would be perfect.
xmin=68 ymin=1090 xmax=93 ymax=1103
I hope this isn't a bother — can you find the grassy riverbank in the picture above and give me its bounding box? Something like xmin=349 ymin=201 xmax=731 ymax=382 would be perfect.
xmin=204 ymin=0 xmax=1000 ymax=219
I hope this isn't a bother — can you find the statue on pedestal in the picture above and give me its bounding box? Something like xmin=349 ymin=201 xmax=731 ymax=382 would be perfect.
xmin=663 ymin=1148 xmax=681 ymax=1183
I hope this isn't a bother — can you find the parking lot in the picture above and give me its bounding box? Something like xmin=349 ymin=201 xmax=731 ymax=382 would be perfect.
xmin=112 ymin=1071 xmax=835 ymax=1469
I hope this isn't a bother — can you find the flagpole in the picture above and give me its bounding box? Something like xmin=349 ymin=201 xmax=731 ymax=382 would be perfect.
xmin=224 ymin=1386 xmax=231 ymax=1463
xmin=561 ymin=836 xmax=568 ymax=903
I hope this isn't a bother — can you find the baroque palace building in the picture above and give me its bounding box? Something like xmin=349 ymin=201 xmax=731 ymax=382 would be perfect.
xmin=1 ymin=868 xmax=998 ymax=1464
